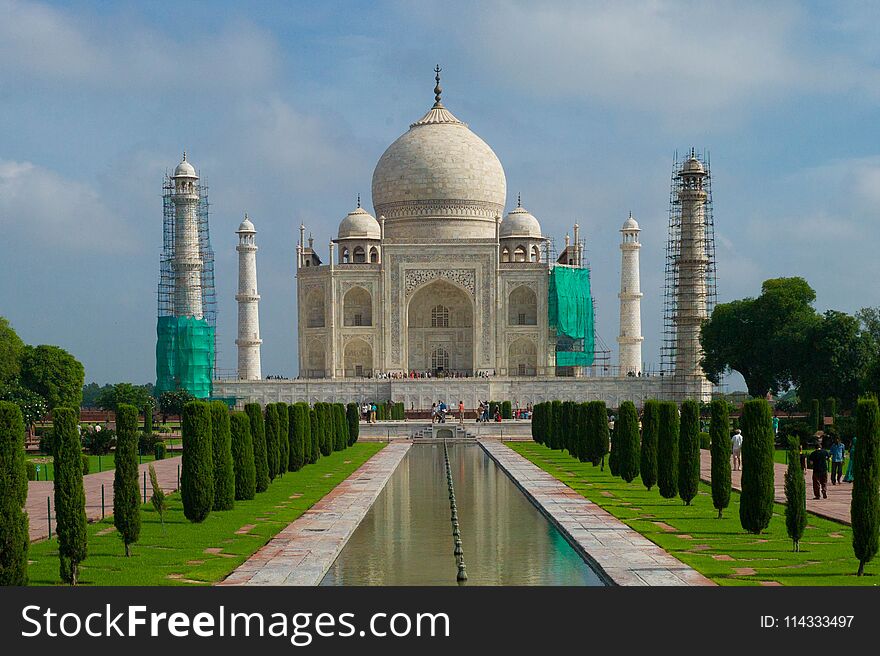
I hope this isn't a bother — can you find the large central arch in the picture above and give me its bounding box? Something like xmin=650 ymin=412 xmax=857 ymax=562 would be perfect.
xmin=406 ymin=279 xmax=474 ymax=375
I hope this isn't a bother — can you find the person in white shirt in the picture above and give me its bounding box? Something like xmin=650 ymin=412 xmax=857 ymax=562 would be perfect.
xmin=731 ymin=429 xmax=744 ymax=471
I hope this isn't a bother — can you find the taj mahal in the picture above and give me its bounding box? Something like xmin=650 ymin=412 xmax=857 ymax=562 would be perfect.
xmin=166 ymin=68 xmax=716 ymax=409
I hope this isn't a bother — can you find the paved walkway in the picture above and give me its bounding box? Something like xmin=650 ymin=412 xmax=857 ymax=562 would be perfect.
xmin=698 ymin=450 xmax=851 ymax=525
xmin=482 ymin=440 xmax=713 ymax=586
xmin=26 ymin=456 xmax=182 ymax=542
xmin=219 ymin=442 xmax=411 ymax=586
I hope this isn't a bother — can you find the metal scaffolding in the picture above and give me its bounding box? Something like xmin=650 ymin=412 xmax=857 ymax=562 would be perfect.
xmin=660 ymin=149 xmax=717 ymax=399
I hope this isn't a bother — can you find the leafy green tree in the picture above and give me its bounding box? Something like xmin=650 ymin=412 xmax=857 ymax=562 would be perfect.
xmin=825 ymin=397 xmax=837 ymax=425
xmin=309 ymin=407 xmax=320 ymax=463
xmin=113 ymin=404 xmax=141 ymax=556
xmin=678 ymin=400 xmax=701 ymax=505
xmin=709 ymin=399 xmax=731 ymax=518
xmin=0 ymin=317 xmax=24 ymax=385
xmin=245 ymin=403 xmax=269 ymax=492
xmin=229 ymin=411 xmax=256 ymax=501
xmin=81 ymin=382 xmax=104 ymax=408
xmin=289 ymin=404 xmax=305 ymax=471
xmin=0 ymin=401 xmax=28 ymax=584
xmin=21 ymin=345 xmax=85 ymax=410
xmin=158 ymin=390 xmax=195 ymax=420
xmin=657 ymin=402 xmax=679 ymax=499
xmin=852 ymin=397 xmax=880 ymax=576
xmin=739 ymin=399 xmax=775 ymax=534
xmin=346 ymin=402 xmax=360 ymax=446
xmin=784 ymin=436 xmax=807 ymax=552
xmin=95 ymin=383 xmax=153 ymax=413
xmin=640 ymin=400 xmax=660 ymax=491
xmin=264 ymin=404 xmax=280 ymax=481
xmin=181 ymin=401 xmax=214 ymax=523
xmin=616 ymin=401 xmax=640 ymax=483
xmin=52 ymin=407 xmax=87 ymax=584
xmin=0 ymin=380 xmax=47 ymax=428
xmin=797 ymin=311 xmax=873 ymax=409
xmin=209 ymin=401 xmax=235 ymax=511
xmin=701 ymin=277 xmax=818 ymax=397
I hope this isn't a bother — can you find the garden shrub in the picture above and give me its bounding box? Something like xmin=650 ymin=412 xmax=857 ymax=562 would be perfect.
xmin=785 ymin=436 xmax=806 ymax=552
xmin=640 ymin=400 xmax=660 ymax=491
xmin=0 ymin=401 xmax=28 ymax=584
xmin=709 ymin=399 xmax=731 ymax=518
xmin=853 ymin=397 xmax=880 ymax=576
xmin=230 ymin=411 xmax=256 ymax=501
xmin=616 ymin=401 xmax=640 ymax=483
xmin=52 ymin=407 xmax=87 ymax=584
xmin=209 ymin=401 xmax=235 ymax=511
xmin=245 ymin=403 xmax=269 ymax=493
xmin=657 ymin=401 xmax=679 ymax=499
xmin=113 ymin=404 xmax=140 ymax=556
xmin=181 ymin=401 xmax=214 ymax=523
xmin=740 ymin=398 xmax=775 ymax=534
xmin=678 ymin=400 xmax=701 ymax=505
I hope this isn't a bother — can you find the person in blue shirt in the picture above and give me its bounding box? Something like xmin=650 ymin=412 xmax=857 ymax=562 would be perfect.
xmin=829 ymin=436 xmax=845 ymax=485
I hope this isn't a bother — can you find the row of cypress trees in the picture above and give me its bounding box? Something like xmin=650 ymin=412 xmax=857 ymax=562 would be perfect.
xmin=180 ymin=400 xmax=358 ymax=525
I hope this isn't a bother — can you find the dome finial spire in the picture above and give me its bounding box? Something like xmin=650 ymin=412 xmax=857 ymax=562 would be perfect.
xmin=433 ymin=64 xmax=443 ymax=106
xmin=357 ymin=193 xmax=361 ymax=208
xmin=182 ymin=149 xmax=187 ymax=161
xmin=517 ymin=192 xmax=522 ymax=208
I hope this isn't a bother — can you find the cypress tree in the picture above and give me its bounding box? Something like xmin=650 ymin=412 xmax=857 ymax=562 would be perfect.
xmin=209 ymin=401 xmax=235 ymax=511
xmin=739 ymin=398 xmax=775 ymax=534
xmin=640 ymin=400 xmax=660 ymax=491
xmin=276 ymin=403 xmax=289 ymax=475
xmin=295 ymin=403 xmax=312 ymax=464
xmin=608 ymin=422 xmax=619 ymax=476
xmin=576 ymin=403 xmax=589 ymax=462
xmin=852 ymin=397 xmax=880 ymax=576
xmin=245 ymin=403 xmax=269 ymax=492
xmin=825 ymin=397 xmax=837 ymax=426
xmin=52 ymin=407 xmax=87 ymax=584
xmin=264 ymin=404 xmax=280 ymax=480
xmin=531 ymin=403 xmax=542 ymax=444
xmin=657 ymin=401 xmax=679 ymax=499
xmin=709 ymin=399 xmax=731 ymax=518
xmin=113 ymin=404 xmax=141 ymax=556
xmin=678 ymin=400 xmax=701 ymax=505
xmin=616 ymin=401 xmax=640 ymax=483
xmin=809 ymin=398 xmax=821 ymax=434
xmin=230 ymin=411 xmax=256 ymax=500
xmin=550 ymin=400 xmax=563 ymax=450
xmin=181 ymin=401 xmax=213 ymax=523
xmin=784 ymin=436 xmax=807 ymax=552
xmin=143 ymin=404 xmax=153 ymax=435
xmin=309 ymin=407 xmax=320 ymax=462
xmin=319 ymin=404 xmax=333 ymax=456
xmin=289 ymin=404 xmax=305 ymax=471
xmin=0 ymin=401 xmax=28 ymax=585
xmin=346 ymin=402 xmax=360 ymax=446
xmin=587 ymin=401 xmax=610 ymax=468
xmin=334 ymin=404 xmax=347 ymax=451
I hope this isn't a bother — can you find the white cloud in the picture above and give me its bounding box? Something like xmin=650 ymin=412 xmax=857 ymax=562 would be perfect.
xmin=0 ymin=159 xmax=134 ymax=252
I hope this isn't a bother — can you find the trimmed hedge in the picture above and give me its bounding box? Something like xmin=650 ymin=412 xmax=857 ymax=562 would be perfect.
xmin=276 ymin=403 xmax=289 ymax=476
xmin=209 ymin=401 xmax=235 ymax=511
xmin=709 ymin=399 xmax=731 ymax=518
xmin=640 ymin=400 xmax=660 ymax=492
xmin=154 ymin=442 xmax=167 ymax=460
xmin=853 ymin=397 xmax=880 ymax=575
xmin=264 ymin=404 xmax=280 ymax=481
xmin=550 ymin=400 xmax=563 ymax=450
xmin=288 ymin=404 xmax=305 ymax=472
xmin=230 ymin=411 xmax=256 ymax=501
xmin=114 ymin=404 xmax=141 ymax=556
xmin=245 ymin=403 xmax=269 ymax=493
xmin=587 ymin=401 xmax=610 ymax=468
xmin=501 ymin=401 xmax=512 ymax=420
xmin=309 ymin=407 xmax=320 ymax=463
xmin=346 ymin=402 xmax=360 ymax=445
xmin=616 ymin=401 xmax=640 ymax=483
xmin=334 ymin=403 xmax=348 ymax=451
xmin=678 ymin=400 xmax=701 ymax=506
xmin=0 ymin=401 xmax=28 ymax=585
xmin=785 ymin=436 xmax=807 ymax=552
xmin=739 ymin=398 xmax=775 ymax=534
xmin=181 ymin=401 xmax=214 ymax=523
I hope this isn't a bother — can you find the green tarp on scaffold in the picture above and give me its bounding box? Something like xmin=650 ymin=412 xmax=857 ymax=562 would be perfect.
xmin=548 ymin=266 xmax=595 ymax=367
xmin=155 ymin=316 xmax=214 ymax=398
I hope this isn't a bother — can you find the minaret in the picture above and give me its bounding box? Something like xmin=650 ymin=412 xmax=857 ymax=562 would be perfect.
xmin=674 ymin=151 xmax=711 ymax=397
xmin=171 ymin=153 xmax=203 ymax=318
xmin=618 ymin=213 xmax=643 ymax=375
xmin=236 ymin=214 xmax=262 ymax=380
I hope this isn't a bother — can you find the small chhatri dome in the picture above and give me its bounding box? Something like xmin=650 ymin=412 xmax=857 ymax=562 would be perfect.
xmin=622 ymin=212 xmax=640 ymax=231
xmin=500 ymin=199 xmax=542 ymax=238
xmin=173 ymin=151 xmax=197 ymax=178
xmin=238 ymin=213 xmax=255 ymax=233
xmin=338 ymin=205 xmax=381 ymax=240
xmin=681 ymin=153 xmax=705 ymax=175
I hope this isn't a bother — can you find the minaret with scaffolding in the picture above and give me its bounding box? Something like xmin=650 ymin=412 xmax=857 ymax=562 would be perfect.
xmin=661 ymin=149 xmax=717 ymax=401
xmin=156 ymin=153 xmax=216 ymax=398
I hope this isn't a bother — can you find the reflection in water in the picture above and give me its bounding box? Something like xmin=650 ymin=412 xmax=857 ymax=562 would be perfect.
xmin=321 ymin=443 xmax=604 ymax=586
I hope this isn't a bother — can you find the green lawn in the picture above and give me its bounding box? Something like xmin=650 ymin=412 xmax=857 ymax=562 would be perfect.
xmin=27 ymin=442 xmax=384 ymax=585
xmin=26 ymin=453 xmax=156 ymax=481
xmin=508 ymin=442 xmax=877 ymax=586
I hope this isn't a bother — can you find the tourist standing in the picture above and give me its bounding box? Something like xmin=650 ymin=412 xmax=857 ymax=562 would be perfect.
xmin=477 ymin=402 xmax=485 ymax=423
xmin=731 ymin=429 xmax=743 ymax=471
xmin=431 ymin=402 xmax=438 ymax=424
xmin=843 ymin=437 xmax=857 ymax=483
xmin=458 ymin=400 xmax=465 ymax=425
xmin=830 ymin=436 xmax=845 ymax=485
xmin=370 ymin=402 xmax=377 ymax=424
xmin=807 ymin=441 xmax=830 ymax=499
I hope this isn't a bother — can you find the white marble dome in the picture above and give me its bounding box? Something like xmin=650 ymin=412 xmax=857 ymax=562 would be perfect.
xmin=622 ymin=214 xmax=640 ymax=231
xmin=371 ymin=99 xmax=506 ymax=240
xmin=338 ymin=206 xmax=380 ymax=240
xmin=681 ymin=156 xmax=705 ymax=174
xmin=238 ymin=214 xmax=255 ymax=233
xmin=173 ymin=154 xmax=197 ymax=178
xmin=500 ymin=204 xmax=542 ymax=238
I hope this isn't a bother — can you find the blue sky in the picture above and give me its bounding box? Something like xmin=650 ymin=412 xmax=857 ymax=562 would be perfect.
xmin=1 ymin=0 xmax=878 ymax=387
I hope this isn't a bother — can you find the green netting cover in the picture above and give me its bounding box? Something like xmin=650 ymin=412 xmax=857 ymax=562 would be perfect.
xmin=156 ymin=316 xmax=214 ymax=398
xmin=548 ymin=266 xmax=595 ymax=367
